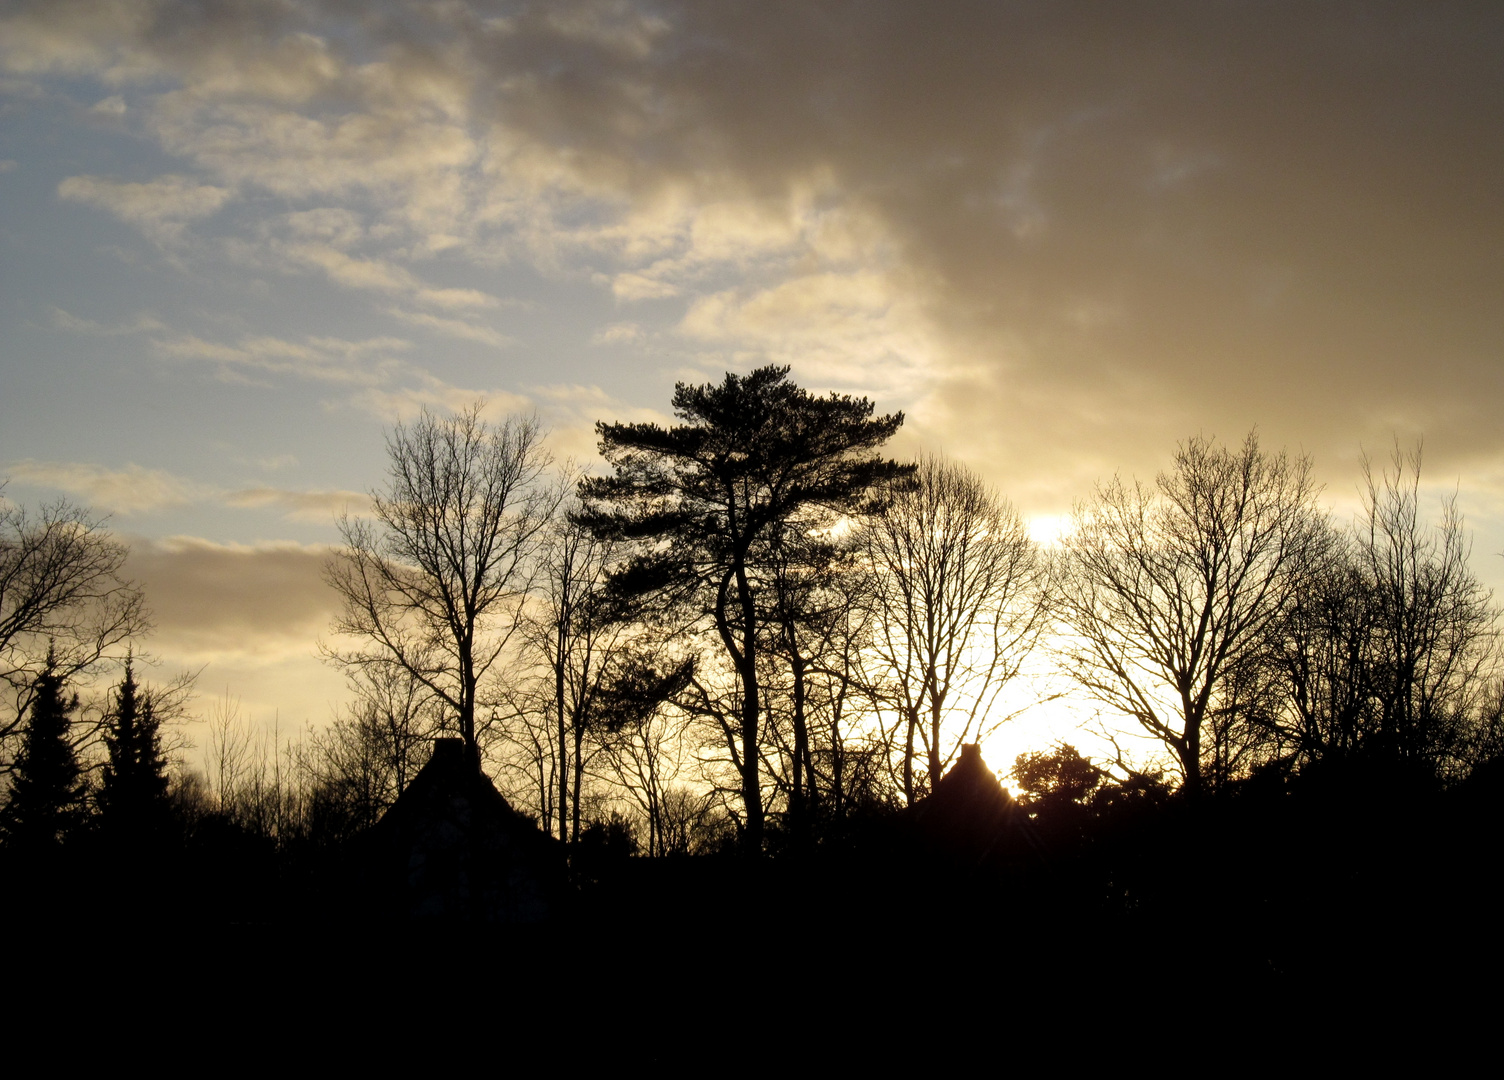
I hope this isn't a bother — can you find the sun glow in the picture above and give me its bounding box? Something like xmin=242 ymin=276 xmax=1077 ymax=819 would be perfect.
xmin=1026 ymin=514 xmax=1071 ymax=547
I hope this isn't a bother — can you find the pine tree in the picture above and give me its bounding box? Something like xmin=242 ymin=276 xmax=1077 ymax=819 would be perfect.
xmin=1 ymin=652 xmax=86 ymax=849
xmin=97 ymin=657 xmax=170 ymax=838
xmin=577 ymin=366 xmax=911 ymax=849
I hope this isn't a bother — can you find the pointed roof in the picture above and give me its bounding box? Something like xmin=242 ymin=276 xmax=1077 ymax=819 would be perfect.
xmin=913 ymin=743 xmax=1017 ymax=840
xmin=359 ymin=739 xmax=565 ymax=922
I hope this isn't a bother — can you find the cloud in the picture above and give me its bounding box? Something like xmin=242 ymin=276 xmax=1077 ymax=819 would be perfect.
xmin=611 ymin=271 xmax=680 ymax=301
xmin=146 ymin=321 xmax=528 ymax=418
xmin=154 ymin=330 xmax=407 ymax=387
xmin=275 ymin=241 xmax=504 ymax=311
xmin=7 ymin=0 xmax=1504 ymax=514
xmin=3 ymin=460 xmax=370 ymax=525
xmin=415 ymin=287 xmax=499 ymax=311
xmin=3 ymin=459 xmax=209 ymax=515
xmin=678 ymin=270 xmax=935 ymax=398
xmin=385 ymin=308 xmax=513 ymax=348
xmin=529 ymin=382 xmax=672 ymax=464
xmin=224 ymin=487 xmax=372 ymax=522
xmin=126 ymin=536 xmax=337 ymax=663
xmin=58 ymin=173 xmax=232 ymax=242
xmin=350 ymin=376 xmax=533 ymax=424
xmin=49 ymin=307 xmax=165 ymax=336
xmin=591 ymin=321 xmax=645 ymax=345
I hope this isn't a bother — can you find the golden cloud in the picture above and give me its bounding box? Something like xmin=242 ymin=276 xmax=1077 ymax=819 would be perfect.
xmin=126 ymin=536 xmax=336 ymax=664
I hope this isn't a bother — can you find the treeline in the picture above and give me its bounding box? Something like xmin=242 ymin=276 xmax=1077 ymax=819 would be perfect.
xmin=2 ymin=367 xmax=1501 ymax=869
xmin=315 ymin=366 xmax=1504 ymax=856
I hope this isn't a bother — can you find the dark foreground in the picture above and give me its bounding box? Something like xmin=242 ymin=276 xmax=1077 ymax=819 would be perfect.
xmin=5 ymin=770 xmax=1497 ymax=980
xmin=4 ymin=764 xmax=1501 ymax=1058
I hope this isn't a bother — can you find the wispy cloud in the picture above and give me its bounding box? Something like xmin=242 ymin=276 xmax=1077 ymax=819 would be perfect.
xmin=529 ymin=382 xmax=672 ymax=465
xmin=58 ymin=173 xmax=232 ymax=243
xmin=5 ymin=459 xmax=366 ymax=524
xmin=4 ymin=459 xmax=209 ymax=515
xmin=350 ymin=375 xmax=533 ymax=424
xmin=591 ymin=321 xmax=646 ymax=345
xmin=153 ymin=331 xmax=407 ymax=387
xmin=274 ymin=241 xmax=507 ymax=313
xmin=224 ymin=487 xmax=371 ymax=522
xmin=385 ymin=308 xmax=513 ymax=347
xmin=146 ymin=322 xmax=528 ymax=418
xmin=49 ymin=307 xmax=165 ymax=336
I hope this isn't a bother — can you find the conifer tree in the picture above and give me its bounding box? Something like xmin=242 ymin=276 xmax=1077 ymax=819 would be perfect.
xmin=97 ymin=657 xmax=170 ymax=837
xmin=577 ymin=366 xmax=911 ymax=849
xmin=0 ymin=652 xmax=86 ymax=849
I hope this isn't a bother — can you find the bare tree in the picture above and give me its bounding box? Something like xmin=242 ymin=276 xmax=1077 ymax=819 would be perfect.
xmin=304 ymin=664 xmax=440 ymax=829
xmin=593 ymin=647 xmax=697 ymax=857
xmin=522 ymin=509 xmax=633 ymax=844
xmin=1 ymin=490 xmax=149 ymax=772
xmin=324 ymin=405 xmax=557 ymax=762
xmin=1260 ymin=522 xmax=1378 ymax=770
xmin=1056 ymin=432 xmax=1323 ymax=797
xmin=598 ymin=698 xmax=694 ymax=857
xmin=1355 ymin=443 xmax=1497 ymax=779
xmin=760 ymin=524 xmax=845 ymax=827
xmin=757 ymin=527 xmax=902 ymax=832
xmin=204 ymin=690 xmax=254 ymax=814
xmin=864 ymin=455 xmax=1049 ymax=805
xmin=800 ymin=549 xmax=889 ymax=821
xmin=1255 ymin=445 xmax=1499 ymax=785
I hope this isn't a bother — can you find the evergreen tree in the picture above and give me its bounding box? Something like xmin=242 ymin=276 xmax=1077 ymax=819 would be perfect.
xmin=1 ymin=652 xmax=86 ymax=849
xmin=97 ymin=657 xmax=170 ymax=837
xmin=577 ymin=366 xmax=911 ymax=849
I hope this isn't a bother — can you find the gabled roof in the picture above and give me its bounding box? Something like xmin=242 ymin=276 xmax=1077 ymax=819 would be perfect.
xmin=360 ymin=738 xmax=565 ymax=922
xmin=912 ymin=743 xmax=1020 ymax=850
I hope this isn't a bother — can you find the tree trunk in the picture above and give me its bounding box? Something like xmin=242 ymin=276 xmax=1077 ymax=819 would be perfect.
xmin=903 ymin=708 xmax=917 ymax=806
xmin=572 ymin=717 xmax=585 ymax=846
xmin=788 ymin=634 xmax=809 ymax=833
xmin=556 ymin=629 xmax=569 ymax=843
xmin=735 ymin=563 xmax=764 ymax=852
xmin=830 ymin=693 xmax=845 ymax=816
xmin=929 ymin=699 xmax=943 ymax=796
xmin=1181 ymin=721 xmax=1203 ymax=800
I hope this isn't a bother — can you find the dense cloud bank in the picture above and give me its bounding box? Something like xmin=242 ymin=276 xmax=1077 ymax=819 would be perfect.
xmin=5 ymin=1 xmax=1501 ymax=499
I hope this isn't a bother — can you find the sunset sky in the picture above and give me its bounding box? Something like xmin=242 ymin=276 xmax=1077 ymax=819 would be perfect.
xmin=3 ymin=1 xmax=1502 ymax=773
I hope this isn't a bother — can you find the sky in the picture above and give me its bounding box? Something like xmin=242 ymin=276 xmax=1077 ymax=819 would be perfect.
xmin=3 ymin=0 xmax=1503 ymax=776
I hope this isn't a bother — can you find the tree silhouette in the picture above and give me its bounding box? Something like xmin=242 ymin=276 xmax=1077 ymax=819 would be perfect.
xmin=516 ymin=507 xmax=634 ymax=845
xmin=1355 ymin=444 xmax=1498 ymax=780
xmin=1 ymin=490 xmax=148 ymax=776
xmin=1256 ymin=444 xmax=1499 ymax=787
xmin=97 ymin=656 xmax=170 ymax=838
xmin=1057 ymin=432 xmax=1323 ymax=798
xmin=864 ymin=455 xmax=1049 ymax=805
xmin=324 ymin=405 xmax=558 ymax=762
xmin=577 ymin=366 xmax=910 ymax=850
xmin=1 ymin=652 xmax=85 ymax=849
